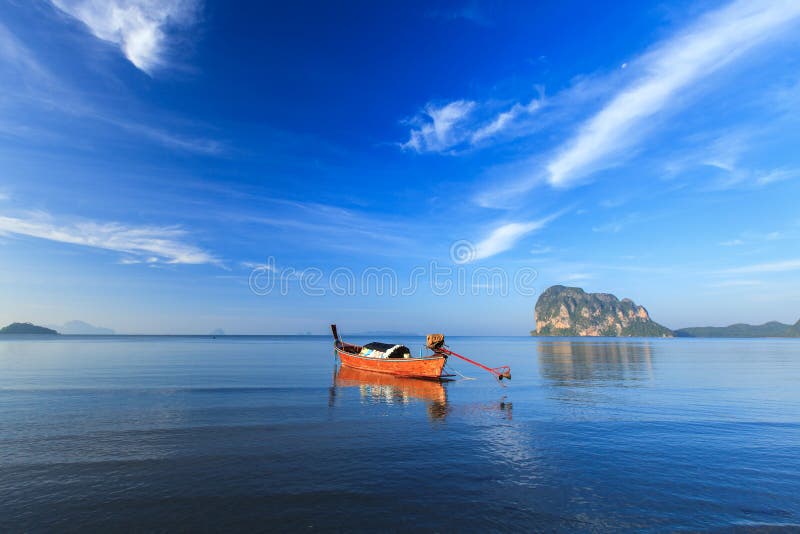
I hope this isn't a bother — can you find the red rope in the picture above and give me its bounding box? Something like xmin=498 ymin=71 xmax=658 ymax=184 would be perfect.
xmin=435 ymin=346 xmax=511 ymax=380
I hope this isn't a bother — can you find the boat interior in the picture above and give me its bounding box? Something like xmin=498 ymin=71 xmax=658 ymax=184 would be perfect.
xmin=336 ymin=339 xmax=414 ymax=359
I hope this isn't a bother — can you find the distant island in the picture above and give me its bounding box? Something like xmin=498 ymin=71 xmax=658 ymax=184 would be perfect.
xmin=675 ymin=320 xmax=800 ymax=338
xmin=530 ymin=285 xmax=800 ymax=338
xmin=47 ymin=320 xmax=115 ymax=335
xmin=0 ymin=322 xmax=59 ymax=335
xmin=531 ymin=286 xmax=673 ymax=337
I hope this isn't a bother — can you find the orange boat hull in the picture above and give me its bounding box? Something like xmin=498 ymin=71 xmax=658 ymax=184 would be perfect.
xmin=335 ymin=347 xmax=446 ymax=379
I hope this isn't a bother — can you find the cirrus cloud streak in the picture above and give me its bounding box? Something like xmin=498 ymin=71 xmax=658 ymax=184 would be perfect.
xmin=471 ymin=211 xmax=563 ymax=261
xmin=0 ymin=212 xmax=218 ymax=265
xmin=546 ymin=0 xmax=800 ymax=187
xmin=50 ymin=0 xmax=200 ymax=74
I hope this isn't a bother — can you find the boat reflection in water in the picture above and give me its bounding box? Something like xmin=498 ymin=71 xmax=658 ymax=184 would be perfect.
xmin=538 ymin=339 xmax=655 ymax=386
xmin=331 ymin=365 xmax=450 ymax=420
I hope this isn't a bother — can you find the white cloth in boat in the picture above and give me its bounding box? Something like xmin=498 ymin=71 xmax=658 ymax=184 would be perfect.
xmin=359 ymin=344 xmax=411 ymax=359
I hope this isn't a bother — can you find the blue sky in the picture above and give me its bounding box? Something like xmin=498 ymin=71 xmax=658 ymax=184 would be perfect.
xmin=1 ymin=0 xmax=800 ymax=334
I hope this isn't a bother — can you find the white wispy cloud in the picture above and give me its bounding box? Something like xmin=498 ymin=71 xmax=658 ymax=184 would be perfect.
xmin=473 ymin=0 xmax=800 ymax=206
xmin=241 ymin=261 xmax=276 ymax=271
xmin=592 ymin=221 xmax=625 ymax=234
xmin=720 ymin=259 xmax=800 ymax=274
xmin=0 ymin=19 xmax=221 ymax=154
xmin=0 ymin=211 xmax=218 ymax=265
xmin=470 ymin=97 xmax=542 ymax=144
xmin=225 ymin=198 xmax=423 ymax=258
xmin=240 ymin=261 xmax=311 ymax=282
xmin=598 ymin=197 xmax=629 ymax=209
xmin=755 ymin=168 xmax=800 ymax=186
xmin=699 ymin=131 xmax=750 ymax=173
xmin=1 ymin=97 xmax=223 ymax=155
xmin=50 ymin=0 xmax=200 ymax=74
xmin=718 ymin=230 xmax=788 ymax=247
xmin=702 ymin=165 xmax=800 ymax=191
xmin=471 ymin=212 xmax=561 ymax=261
xmin=401 ymin=100 xmax=476 ymax=153
xmin=529 ymin=245 xmax=552 ymax=256
xmin=661 ymin=125 xmax=800 ymax=191
xmin=112 ymin=119 xmax=224 ymax=155
xmin=401 ymin=94 xmax=543 ymax=153
xmin=118 ymin=256 xmax=159 ymax=265
xmin=592 ymin=213 xmax=640 ymax=234
xmin=546 ymin=0 xmax=800 ymax=188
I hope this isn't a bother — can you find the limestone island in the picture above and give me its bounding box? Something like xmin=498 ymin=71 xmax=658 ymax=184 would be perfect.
xmin=531 ymin=285 xmax=673 ymax=337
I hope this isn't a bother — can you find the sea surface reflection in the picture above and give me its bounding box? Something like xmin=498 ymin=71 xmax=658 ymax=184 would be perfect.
xmin=328 ymin=364 xmax=514 ymax=421
xmin=330 ymin=365 xmax=450 ymax=420
xmin=538 ymin=339 xmax=654 ymax=385
xmin=0 ymin=335 xmax=798 ymax=531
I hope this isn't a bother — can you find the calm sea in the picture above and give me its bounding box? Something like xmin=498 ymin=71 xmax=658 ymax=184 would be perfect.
xmin=1 ymin=335 xmax=799 ymax=532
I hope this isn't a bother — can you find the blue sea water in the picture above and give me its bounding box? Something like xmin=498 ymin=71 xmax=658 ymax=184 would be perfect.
xmin=1 ymin=335 xmax=799 ymax=532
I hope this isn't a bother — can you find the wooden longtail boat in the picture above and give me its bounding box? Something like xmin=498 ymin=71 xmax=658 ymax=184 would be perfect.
xmin=331 ymin=325 xmax=511 ymax=381
xmin=331 ymin=324 xmax=447 ymax=379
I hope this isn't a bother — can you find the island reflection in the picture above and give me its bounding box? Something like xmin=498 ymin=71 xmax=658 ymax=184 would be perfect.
xmin=537 ymin=339 xmax=655 ymax=386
